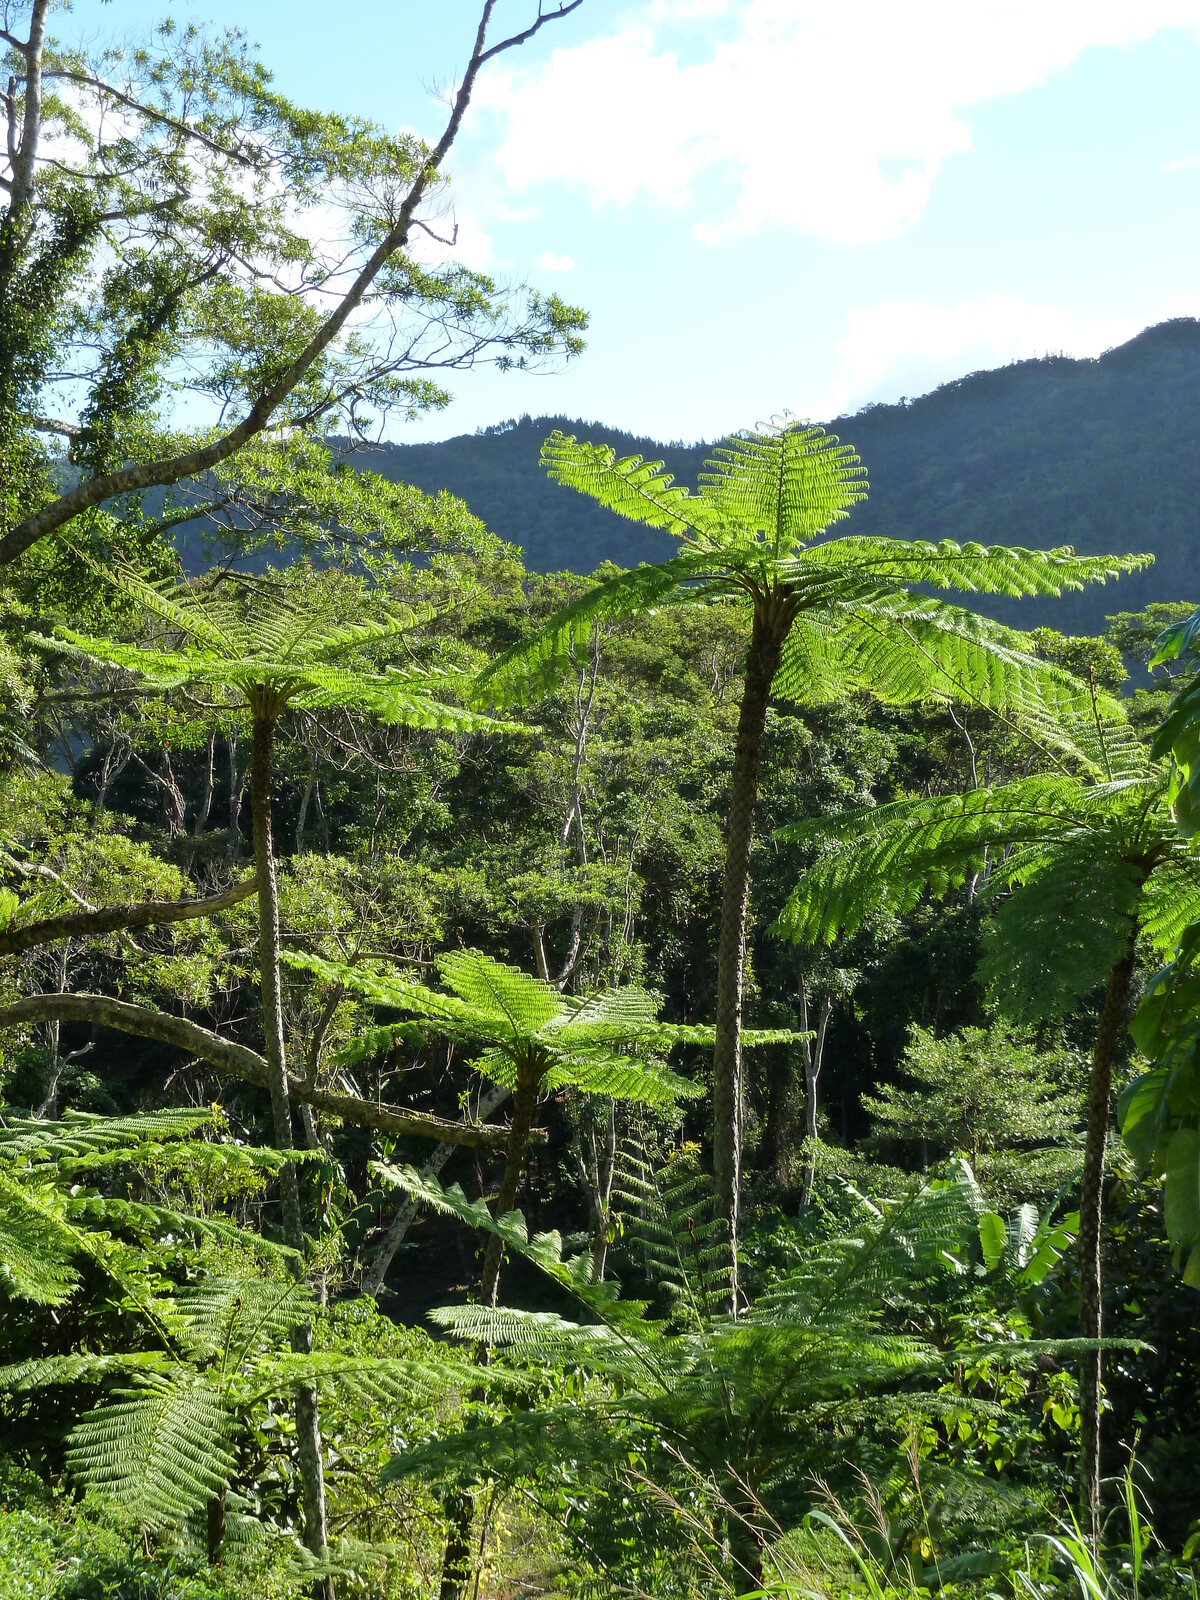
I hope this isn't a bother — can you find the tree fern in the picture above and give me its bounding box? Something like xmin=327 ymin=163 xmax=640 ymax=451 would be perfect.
xmin=776 ymin=732 xmax=1200 ymax=1537
xmin=475 ymin=419 xmax=1150 ymax=1313
xmin=33 ymin=559 xmax=517 ymax=1570
xmin=1120 ymin=606 xmax=1200 ymax=1290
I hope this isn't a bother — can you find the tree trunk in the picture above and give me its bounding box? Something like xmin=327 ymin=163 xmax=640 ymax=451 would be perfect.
xmin=194 ymin=730 xmax=216 ymax=836
xmin=1078 ymin=936 xmax=1137 ymax=1547
xmin=712 ymin=598 xmax=790 ymax=1312
xmin=442 ymin=1058 xmax=542 ymax=1600
xmin=206 ymin=1487 xmax=226 ymax=1565
xmin=478 ymin=1058 xmax=541 ymax=1308
xmin=249 ymin=702 xmax=333 ymax=1594
xmin=800 ymin=994 xmax=833 ymax=1207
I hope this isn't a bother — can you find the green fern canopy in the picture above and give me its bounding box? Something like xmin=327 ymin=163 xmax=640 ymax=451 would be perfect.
xmin=286 ymin=947 xmax=739 ymax=1110
xmin=475 ymin=424 xmax=1151 ymax=742
xmin=36 ymin=561 xmax=500 ymax=732
xmin=777 ymin=771 xmax=1200 ymax=1023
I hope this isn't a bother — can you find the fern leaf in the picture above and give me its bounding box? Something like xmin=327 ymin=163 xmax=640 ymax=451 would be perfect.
xmin=67 ymin=1373 xmax=235 ymax=1531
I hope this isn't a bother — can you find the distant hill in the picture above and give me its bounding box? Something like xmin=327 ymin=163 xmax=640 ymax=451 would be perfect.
xmin=348 ymin=317 xmax=1200 ymax=636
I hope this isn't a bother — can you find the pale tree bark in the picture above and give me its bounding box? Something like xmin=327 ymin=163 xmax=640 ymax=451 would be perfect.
xmin=534 ymin=635 xmax=599 ymax=989
xmin=799 ymin=986 xmax=833 ymax=1207
xmin=194 ymin=730 xmax=217 ymax=836
xmin=1 ymin=0 xmax=49 ymax=222
xmin=227 ymin=730 xmax=247 ymax=864
xmin=712 ymin=593 xmax=795 ymax=1313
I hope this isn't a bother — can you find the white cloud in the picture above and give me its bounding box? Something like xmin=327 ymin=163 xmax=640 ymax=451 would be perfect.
xmin=1165 ymin=155 xmax=1200 ymax=171
xmin=533 ymin=249 xmax=576 ymax=272
xmin=821 ymin=294 xmax=1200 ymax=418
xmin=473 ymin=1 xmax=1200 ymax=245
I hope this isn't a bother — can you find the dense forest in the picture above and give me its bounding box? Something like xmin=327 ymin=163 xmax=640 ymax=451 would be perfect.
xmin=357 ymin=318 xmax=1200 ymax=637
xmin=2 ymin=6 xmax=1200 ymax=1600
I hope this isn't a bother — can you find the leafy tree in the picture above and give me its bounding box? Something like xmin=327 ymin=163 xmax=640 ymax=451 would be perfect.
xmin=861 ymin=1022 xmax=1085 ymax=1206
xmin=776 ymin=730 xmax=1200 ymax=1539
xmin=0 ymin=1 xmax=586 ymax=572
xmin=476 ymin=419 xmax=1148 ymax=1305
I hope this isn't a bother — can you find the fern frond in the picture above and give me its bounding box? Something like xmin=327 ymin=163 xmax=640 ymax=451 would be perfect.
xmin=776 ymin=776 xmax=1159 ymax=947
xmin=0 ymin=1351 xmax=172 ymax=1391
xmin=778 ymin=594 xmax=1122 ymax=771
xmin=979 ymin=844 xmax=1147 ymax=1020
xmin=67 ymin=1373 xmax=235 ymax=1531
xmin=541 ymin=433 xmax=719 ymax=538
xmin=0 ymin=1107 xmax=217 ymax=1161
xmin=474 ymin=553 xmax=721 ymax=707
xmin=697 ymin=426 xmax=867 ymax=550
xmin=790 ymin=536 xmax=1150 ymax=599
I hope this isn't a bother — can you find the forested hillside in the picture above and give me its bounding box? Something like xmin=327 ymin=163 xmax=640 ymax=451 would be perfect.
xmin=4 ymin=6 xmax=1200 ymax=1600
xmin=358 ymin=318 xmax=1200 ymax=633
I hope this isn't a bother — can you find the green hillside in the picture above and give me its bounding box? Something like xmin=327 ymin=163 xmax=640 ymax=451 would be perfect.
xmin=353 ymin=317 xmax=1200 ymax=632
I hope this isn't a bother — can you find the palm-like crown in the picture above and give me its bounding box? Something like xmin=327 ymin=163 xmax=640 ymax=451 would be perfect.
xmin=476 ymin=423 xmax=1150 ymax=770
xmin=286 ymin=947 xmax=788 ymax=1109
xmin=39 ymin=563 xmax=494 ymax=730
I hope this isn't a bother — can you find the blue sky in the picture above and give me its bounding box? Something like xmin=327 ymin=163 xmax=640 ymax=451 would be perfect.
xmin=76 ymin=1 xmax=1200 ymax=444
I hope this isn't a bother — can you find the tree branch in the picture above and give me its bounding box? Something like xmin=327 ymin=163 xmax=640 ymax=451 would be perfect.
xmin=0 ymin=993 xmax=524 ymax=1150
xmin=0 ymin=876 xmax=259 ymax=957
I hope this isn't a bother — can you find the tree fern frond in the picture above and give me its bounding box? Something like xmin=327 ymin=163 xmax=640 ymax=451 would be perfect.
xmin=474 ymin=554 xmax=723 ymax=708
xmin=67 ymin=1373 xmax=235 ymax=1531
xmin=0 ymin=1351 xmax=173 ymax=1392
xmin=697 ymin=425 xmax=867 ymax=550
xmin=371 ymin=1163 xmax=597 ymax=1300
xmin=540 ymin=433 xmax=720 ymax=539
xmin=1139 ymin=850 xmax=1200 ymax=953
xmin=242 ymin=1350 xmax=483 ymax=1407
xmin=776 ymin=778 xmax=1076 ymax=945
xmin=789 ymin=537 xmax=1151 ymax=599
xmin=979 ymin=845 xmax=1147 ymax=1021
xmin=775 ymin=776 xmax=1159 ymax=947
xmin=437 ymin=947 xmax=563 ymax=1037
xmin=539 ymin=1047 xmax=699 ymax=1108
xmin=781 ymin=594 xmax=1122 ymax=770
xmin=172 ymin=1276 xmax=314 ymax=1368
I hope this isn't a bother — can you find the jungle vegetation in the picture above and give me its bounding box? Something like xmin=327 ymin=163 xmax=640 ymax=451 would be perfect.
xmin=1 ymin=5 xmax=1199 ymax=1600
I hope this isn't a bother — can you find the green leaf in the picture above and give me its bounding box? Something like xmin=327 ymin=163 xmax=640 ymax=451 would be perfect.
xmin=977 ymin=1212 xmax=1006 ymax=1271
xmin=1164 ymin=1126 xmax=1200 ymax=1252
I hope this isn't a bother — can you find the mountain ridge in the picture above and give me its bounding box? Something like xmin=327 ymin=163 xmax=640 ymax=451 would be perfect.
xmin=347 ymin=317 xmax=1200 ymax=634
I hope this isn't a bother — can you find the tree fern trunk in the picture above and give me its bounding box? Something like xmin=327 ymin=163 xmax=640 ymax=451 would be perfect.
xmin=712 ymin=599 xmax=788 ymax=1313
xmin=1078 ymin=935 xmax=1137 ymax=1546
xmin=206 ymin=1488 xmax=226 ymax=1565
xmin=479 ymin=1057 xmax=541 ymax=1308
xmin=250 ymin=702 xmax=333 ymax=1594
xmin=441 ymin=1057 xmax=542 ymax=1600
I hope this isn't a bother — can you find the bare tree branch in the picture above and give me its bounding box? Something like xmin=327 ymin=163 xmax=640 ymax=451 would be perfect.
xmin=0 ymin=876 xmax=258 ymax=957
xmin=0 ymin=992 xmax=525 ymax=1150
